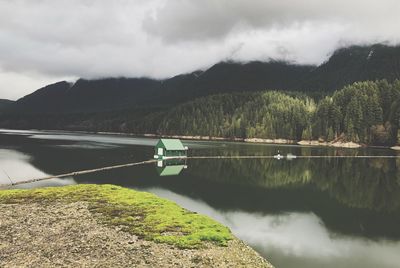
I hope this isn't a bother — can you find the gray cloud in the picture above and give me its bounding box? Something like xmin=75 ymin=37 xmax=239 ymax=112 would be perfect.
xmin=0 ymin=0 xmax=399 ymax=99
xmin=144 ymin=0 xmax=400 ymax=43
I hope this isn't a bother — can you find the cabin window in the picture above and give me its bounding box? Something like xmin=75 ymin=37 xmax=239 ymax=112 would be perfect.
xmin=158 ymin=148 xmax=163 ymax=155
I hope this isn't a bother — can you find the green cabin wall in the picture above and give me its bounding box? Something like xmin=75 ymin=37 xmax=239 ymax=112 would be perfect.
xmin=155 ymin=139 xmax=187 ymax=157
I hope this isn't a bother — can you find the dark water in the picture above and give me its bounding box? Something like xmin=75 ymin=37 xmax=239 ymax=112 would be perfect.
xmin=1 ymin=129 xmax=400 ymax=268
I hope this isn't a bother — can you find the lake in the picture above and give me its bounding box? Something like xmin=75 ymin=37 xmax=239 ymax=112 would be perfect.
xmin=1 ymin=129 xmax=400 ymax=268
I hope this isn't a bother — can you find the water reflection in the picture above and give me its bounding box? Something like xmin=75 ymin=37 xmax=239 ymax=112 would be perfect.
xmin=156 ymin=159 xmax=187 ymax=176
xmin=145 ymin=187 xmax=400 ymax=268
xmin=1 ymin=129 xmax=400 ymax=268
xmin=186 ymin=145 xmax=400 ymax=213
xmin=0 ymin=149 xmax=76 ymax=188
xmin=30 ymin=133 xmax=158 ymax=146
xmin=0 ymin=149 xmax=45 ymax=181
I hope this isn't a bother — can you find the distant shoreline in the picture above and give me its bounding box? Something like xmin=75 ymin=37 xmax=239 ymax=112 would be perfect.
xmin=89 ymin=131 xmax=400 ymax=150
xmin=1 ymin=128 xmax=399 ymax=150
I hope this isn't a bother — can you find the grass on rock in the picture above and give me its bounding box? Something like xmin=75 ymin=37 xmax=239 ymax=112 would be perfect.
xmin=0 ymin=184 xmax=232 ymax=248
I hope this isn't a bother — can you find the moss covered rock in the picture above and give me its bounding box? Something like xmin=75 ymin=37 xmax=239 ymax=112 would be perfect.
xmin=0 ymin=184 xmax=233 ymax=249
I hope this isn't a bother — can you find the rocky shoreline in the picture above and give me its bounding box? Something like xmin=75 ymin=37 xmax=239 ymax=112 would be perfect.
xmin=297 ymin=140 xmax=361 ymax=148
xmin=5 ymin=128 xmax=400 ymax=150
xmin=100 ymin=132 xmax=397 ymax=150
xmin=0 ymin=185 xmax=273 ymax=268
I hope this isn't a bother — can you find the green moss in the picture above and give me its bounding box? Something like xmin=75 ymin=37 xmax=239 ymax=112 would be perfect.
xmin=0 ymin=184 xmax=232 ymax=248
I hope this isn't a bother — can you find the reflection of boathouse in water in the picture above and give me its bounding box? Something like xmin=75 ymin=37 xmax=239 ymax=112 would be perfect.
xmin=156 ymin=159 xmax=187 ymax=176
xmin=154 ymin=139 xmax=188 ymax=176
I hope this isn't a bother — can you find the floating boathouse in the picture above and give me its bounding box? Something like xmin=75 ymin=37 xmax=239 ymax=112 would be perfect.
xmin=154 ymin=139 xmax=188 ymax=160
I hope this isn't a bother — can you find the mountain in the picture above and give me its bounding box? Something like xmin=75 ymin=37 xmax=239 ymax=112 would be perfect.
xmin=13 ymin=78 xmax=161 ymax=113
xmin=2 ymin=80 xmax=399 ymax=146
xmin=155 ymin=61 xmax=314 ymax=104
xmin=6 ymin=43 xmax=400 ymax=114
xmin=0 ymin=99 xmax=14 ymax=111
xmin=14 ymin=81 xmax=72 ymax=113
xmin=178 ymin=61 xmax=313 ymax=94
xmin=301 ymin=44 xmax=400 ymax=91
xmin=10 ymin=61 xmax=313 ymax=114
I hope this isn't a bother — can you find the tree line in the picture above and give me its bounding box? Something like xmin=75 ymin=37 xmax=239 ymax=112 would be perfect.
xmin=157 ymin=80 xmax=400 ymax=145
xmin=1 ymin=79 xmax=400 ymax=146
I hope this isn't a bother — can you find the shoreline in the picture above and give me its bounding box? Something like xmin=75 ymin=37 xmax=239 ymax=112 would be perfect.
xmin=1 ymin=128 xmax=399 ymax=150
xmin=96 ymin=132 xmax=398 ymax=150
xmin=297 ymin=140 xmax=362 ymax=148
xmin=0 ymin=184 xmax=273 ymax=268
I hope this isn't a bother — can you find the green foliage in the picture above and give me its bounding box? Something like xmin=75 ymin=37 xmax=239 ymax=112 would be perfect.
xmin=313 ymin=80 xmax=400 ymax=144
xmin=301 ymin=125 xmax=312 ymax=140
xmin=157 ymin=79 xmax=400 ymax=145
xmin=2 ymin=79 xmax=400 ymax=146
xmin=327 ymin=127 xmax=335 ymax=141
xmin=158 ymin=91 xmax=315 ymax=140
xmin=0 ymin=184 xmax=232 ymax=248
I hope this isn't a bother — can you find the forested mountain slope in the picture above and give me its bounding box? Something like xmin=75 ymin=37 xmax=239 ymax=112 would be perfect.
xmin=0 ymin=99 xmax=13 ymax=110
xmin=2 ymin=80 xmax=400 ymax=145
xmin=7 ymin=44 xmax=400 ymax=114
xmin=157 ymin=80 xmax=400 ymax=145
xmin=301 ymin=44 xmax=400 ymax=91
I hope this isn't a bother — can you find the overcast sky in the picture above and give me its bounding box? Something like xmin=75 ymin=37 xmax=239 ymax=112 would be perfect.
xmin=1 ymin=0 xmax=399 ymax=100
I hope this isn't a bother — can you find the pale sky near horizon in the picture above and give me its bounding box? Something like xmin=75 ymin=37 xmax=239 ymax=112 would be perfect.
xmin=0 ymin=0 xmax=400 ymax=100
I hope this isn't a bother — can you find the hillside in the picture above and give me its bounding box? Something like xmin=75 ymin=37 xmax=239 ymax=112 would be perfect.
xmin=2 ymin=44 xmax=400 ymax=146
xmin=13 ymin=79 xmax=161 ymax=114
xmin=10 ymin=62 xmax=312 ymax=114
xmin=156 ymin=80 xmax=400 ymax=145
xmin=7 ymin=44 xmax=400 ymax=114
xmin=0 ymin=99 xmax=14 ymax=110
xmin=301 ymin=44 xmax=400 ymax=91
xmin=2 ymin=80 xmax=399 ymax=146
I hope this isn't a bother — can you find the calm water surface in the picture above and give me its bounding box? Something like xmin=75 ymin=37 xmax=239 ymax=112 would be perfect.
xmin=1 ymin=129 xmax=400 ymax=268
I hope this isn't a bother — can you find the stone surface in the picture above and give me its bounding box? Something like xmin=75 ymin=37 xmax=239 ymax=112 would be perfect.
xmin=0 ymin=202 xmax=273 ymax=268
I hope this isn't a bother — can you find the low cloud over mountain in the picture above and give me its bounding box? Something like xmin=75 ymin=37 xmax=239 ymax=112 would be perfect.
xmin=0 ymin=0 xmax=399 ymax=99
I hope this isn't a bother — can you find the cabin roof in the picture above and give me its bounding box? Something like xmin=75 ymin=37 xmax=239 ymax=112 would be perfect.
xmin=157 ymin=139 xmax=185 ymax=150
